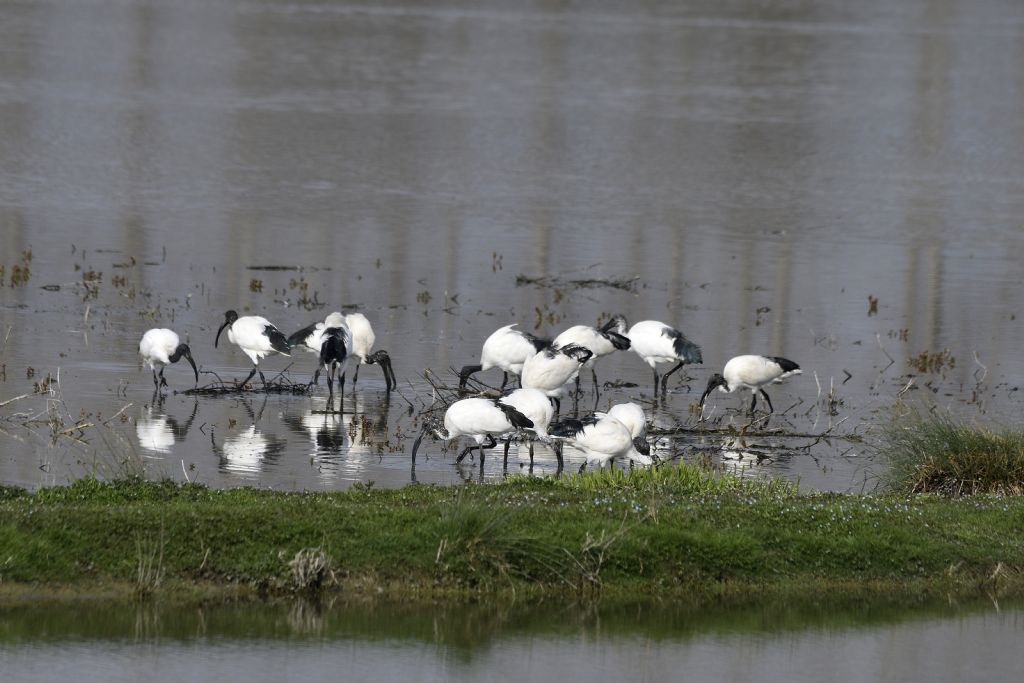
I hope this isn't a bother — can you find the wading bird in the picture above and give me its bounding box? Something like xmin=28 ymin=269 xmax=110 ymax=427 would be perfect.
xmin=459 ymin=324 xmax=551 ymax=391
xmin=311 ymin=326 xmax=349 ymax=406
xmin=289 ymin=312 xmax=396 ymax=392
xmin=520 ymin=344 xmax=593 ymax=416
xmin=699 ymin=355 xmax=802 ymax=415
xmin=139 ymin=328 xmax=198 ymax=391
xmin=550 ymin=410 xmax=653 ymax=471
xmin=410 ymin=397 xmax=534 ymax=466
xmin=626 ymin=320 xmax=703 ymax=395
xmin=496 ymin=387 xmax=555 ymax=467
xmin=552 ymin=315 xmax=630 ymax=399
xmin=214 ymin=310 xmax=291 ymax=389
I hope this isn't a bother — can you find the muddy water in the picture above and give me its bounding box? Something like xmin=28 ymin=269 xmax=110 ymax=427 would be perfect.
xmin=2 ymin=0 xmax=1024 ymax=493
xmin=2 ymin=598 xmax=1023 ymax=682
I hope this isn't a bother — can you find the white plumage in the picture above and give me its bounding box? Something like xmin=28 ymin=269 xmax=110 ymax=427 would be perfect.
xmin=215 ymin=310 xmax=291 ymax=389
xmin=139 ymin=328 xmax=198 ymax=390
xmin=626 ymin=320 xmax=703 ymax=394
xmin=410 ymin=396 xmax=535 ymax=464
xmin=459 ymin=324 xmax=551 ymax=391
xmin=605 ymin=402 xmax=647 ymax=443
xmin=499 ymin=387 xmax=555 ymax=440
xmin=699 ymin=355 xmax=802 ymax=415
xmin=550 ymin=411 xmax=653 ymax=470
xmin=520 ymin=344 xmax=593 ymax=415
xmin=289 ymin=311 xmax=395 ymax=391
xmin=552 ymin=315 xmax=630 ymax=396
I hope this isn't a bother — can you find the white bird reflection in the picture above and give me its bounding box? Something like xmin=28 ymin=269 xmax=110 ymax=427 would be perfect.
xmin=281 ymin=394 xmax=392 ymax=484
xmin=210 ymin=398 xmax=286 ymax=477
xmin=135 ymin=399 xmax=198 ymax=455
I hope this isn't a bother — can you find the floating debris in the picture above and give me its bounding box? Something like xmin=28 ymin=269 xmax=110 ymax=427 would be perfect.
xmin=515 ymin=274 xmax=638 ymax=292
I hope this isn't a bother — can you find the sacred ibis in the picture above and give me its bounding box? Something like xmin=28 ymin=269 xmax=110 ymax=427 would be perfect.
xmin=552 ymin=315 xmax=630 ymax=398
xmin=699 ymin=355 xmax=802 ymax=415
xmin=214 ymin=310 xmax=291 ymax=389
xmin=520 ymin=343 xmax=593 ymax=416
xmin=289 ymin=312 xmax=396 ymax=392
xmin=459 ymin=323 xmax=551 ymax=391
xmin=139 ymin=328 xmax=198 ymax=390
xmin=549 ymin=410 xmax=653 ymax=471
xmin=410 ymin=396 xmax=534 ymax=465
xmin=626 ymin=320 xmax=703 ymax=395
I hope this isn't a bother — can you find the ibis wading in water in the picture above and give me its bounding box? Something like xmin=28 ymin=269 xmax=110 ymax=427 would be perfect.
xmin=312 ymin=326 xmax=349 ymax=406
xmin=139 ymin=328 xmax=198 ymax=390
xmin=552 ymin=315 xmax=630 ymax=399
xmin=411 ymin=397 xmax=535 ymax=465
xmin=291 ymin=312 xmax=396 ymax=392
xmin=520 ymin=343 xmax=593 ymax=416
xmin=699 ymin=355 xmax=802 ymax=415
xmin=626 ymin=320 xmax=703 ymax=395
xmin=214 ymin=310 xmax=291 ymax=389
xmin=459 ymin=323 xmax=551 ymax=391
xmin=550 ymin=410 xmax=652 ymax=471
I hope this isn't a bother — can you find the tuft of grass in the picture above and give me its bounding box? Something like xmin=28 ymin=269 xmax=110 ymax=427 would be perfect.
xmin=287 ymin=547 xmax=334 ymax=593
xmin=880 ymin=409 xmax=1024 ymax=495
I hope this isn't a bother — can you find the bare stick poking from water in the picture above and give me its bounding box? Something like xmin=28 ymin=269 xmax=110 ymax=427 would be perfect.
xmin=0 ymin=394 xmax=29 ymax=408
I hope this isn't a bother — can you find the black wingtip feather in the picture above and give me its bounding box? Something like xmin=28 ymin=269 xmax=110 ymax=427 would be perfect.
xmin=770 ymin=356 xmax=800 ymax=373
xmin=524 ymin=333 xmax=552 ymax=352
xmin=549 ymin=415 xmax=599 ymax=439
xmin=266 ymin=325 xmax=292 ymax=355
xmin=287 ymin=321 xmax=319 ymax=349
xmin=493 ymin=400 xmax=534 ymax=430
xmin=663 ymin=328 xmax=702 ymax=364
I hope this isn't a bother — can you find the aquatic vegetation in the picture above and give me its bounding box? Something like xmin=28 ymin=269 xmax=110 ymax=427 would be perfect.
xmin=879 ymin=408 xmax=1024 ymax=495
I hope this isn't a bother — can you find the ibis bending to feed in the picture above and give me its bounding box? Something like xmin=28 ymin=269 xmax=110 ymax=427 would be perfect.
xmin=459 ymin=323 xmax=551 ymax=391
xmin=520 ymin=343 xmax=593 ymax=416
xmin=289 ymin=312 xmax=396 ymax=392
xmin=139 ymin=328 xmax=198 ymax=390
xmin=496 ymin=387 xmax=555 ymax=466
xmin=215 ymin=310 xmax=291 ymax=389
xmin=550 ymin=410 xmax=653 ymax=471
xmin=312 ymin=326 xmax=349 ymax=405
xmin=626 ymin=320 xmax=703 ymax=395
xmin=699 ymin=355 xmax=802 ymax=415
xmin=552 ymin=315 xmax=630 ymax=398
xmin=410 ymin=396 xmax=535 ymax=465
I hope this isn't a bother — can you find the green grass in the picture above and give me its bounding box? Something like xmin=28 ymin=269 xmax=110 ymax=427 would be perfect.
xmin=880 ymin=409 xmax=1024 ymax=495
xmin=0 ymin=463 xmax=1023 ymax=604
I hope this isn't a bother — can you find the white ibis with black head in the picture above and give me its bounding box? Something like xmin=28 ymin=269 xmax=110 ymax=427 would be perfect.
xmin=139 ymin=328 xmax=198 ymax=391
xmin=290 ymin=312 xmax=396 ymax=392
xmin=520 ymin=343 xmax=593 ymax=416
xmin=459 ymin=323 xmax=551 ymax=391
xmin=699 ymin=355 xmax=802 ymax=415
xmin=626 ymin=320 xmax=703 ymax=395
xmin=410 ymin=396 xmax=535 ymax=466
xmin=549 ymin=410 xmax=653 ymax=471
xmin=214 ymin=310 xmax=291 ymax=389
xmin=552 ymin=315 xmax=630 ymax=398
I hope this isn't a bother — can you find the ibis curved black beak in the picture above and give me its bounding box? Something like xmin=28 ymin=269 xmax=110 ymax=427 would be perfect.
xmin=699 ymin=374 xmax=726 ymax=408
xmin=368 ymin=350 xmax=397 ymax=392
xmin=185 ymin=349 xmax=199 ymax=386
xmin=215 ymin=320 xmax=229 ymax=348
xmin=411 ymin=428 xmax=426 ymax=464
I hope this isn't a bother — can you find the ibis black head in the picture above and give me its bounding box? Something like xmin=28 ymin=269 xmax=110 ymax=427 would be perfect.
xmin=560 ymin=344 xmax=593 ymax=365
xmin=171 ymin=343 xmax=199 ymax=385
xmin=633 ymin=435 xmax=651 ymax=457
xmin=215 ymin=310 xmax=238 ymax=348
xmin=366 ymin=350 xmax=397 ymax=392
xmin=600 ymin=315 xmax=628 ymax=336
xmin=699 ymin=373 xmax=728 ymax=407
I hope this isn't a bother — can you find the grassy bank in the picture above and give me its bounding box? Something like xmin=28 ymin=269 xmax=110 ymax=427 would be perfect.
xmin=1 ymin=463 xmax=1022 ymax=605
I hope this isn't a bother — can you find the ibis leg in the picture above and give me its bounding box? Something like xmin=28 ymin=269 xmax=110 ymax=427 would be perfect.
xmin=759 ymin=388 xmax=774 ymax=414
xmin=239 ymin=366 xmax=258 ymax=390
xmin=661 ymin=361 xmax=685 ymax=393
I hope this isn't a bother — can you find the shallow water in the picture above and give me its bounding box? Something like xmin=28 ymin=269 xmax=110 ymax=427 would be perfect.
xmin=2 ymin=0 xmax=1024 ymax=493
xmin=2 ymin=598 xmax=1022 ymax=682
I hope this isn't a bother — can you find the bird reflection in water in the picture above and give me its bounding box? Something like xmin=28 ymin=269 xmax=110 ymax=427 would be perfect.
xmin=281 ymin=393 xmax=392 ymax=484
xmin=136 ymin=397 xmax=198 ymax=455
xmin=210 ymin=397 xmax=287 ymax=476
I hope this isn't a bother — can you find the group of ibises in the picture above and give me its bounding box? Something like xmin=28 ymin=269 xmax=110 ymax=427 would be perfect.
xmin=139 ymin=310 xmax=801 ymax=471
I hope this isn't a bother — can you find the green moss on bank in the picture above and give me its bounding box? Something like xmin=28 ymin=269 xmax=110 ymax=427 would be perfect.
xmin=1 ymin=466 xmax=1022 ymax=604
